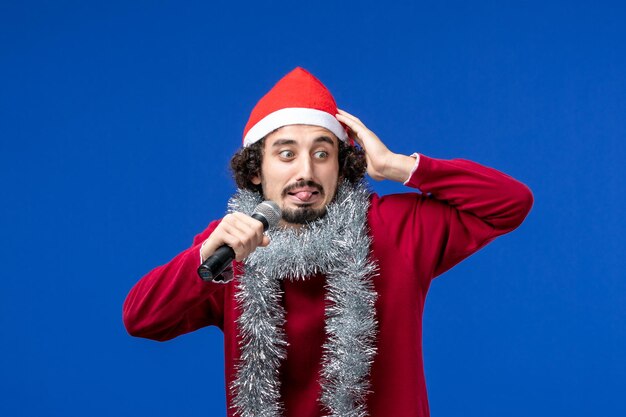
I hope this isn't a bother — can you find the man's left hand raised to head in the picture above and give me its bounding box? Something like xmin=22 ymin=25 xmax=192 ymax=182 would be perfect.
xmin=336 ymin=109 xmax=417 ymax=183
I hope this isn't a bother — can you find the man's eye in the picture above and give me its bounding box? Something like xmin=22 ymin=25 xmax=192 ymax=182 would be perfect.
xmin=314 ymin=151 xmax=328 ymax=159
xmin=279 ymin=150 xmax=294 ymax=158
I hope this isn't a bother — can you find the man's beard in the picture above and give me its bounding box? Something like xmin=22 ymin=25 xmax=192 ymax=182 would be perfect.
xmin=281 ymin=205 xmax=328 ymax=224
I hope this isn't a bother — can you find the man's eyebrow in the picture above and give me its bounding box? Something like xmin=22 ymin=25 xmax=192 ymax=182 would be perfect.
xmin=270 ymin=139 xmax=297 ymax=147
xmin=269 ymin=136 xmax=335 ymax=147
xmin=314 ymin=136 xmax=335 ymax=146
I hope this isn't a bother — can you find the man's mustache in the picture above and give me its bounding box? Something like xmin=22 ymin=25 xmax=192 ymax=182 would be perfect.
xmin=282 ymin=180 xmax=324 ymax=197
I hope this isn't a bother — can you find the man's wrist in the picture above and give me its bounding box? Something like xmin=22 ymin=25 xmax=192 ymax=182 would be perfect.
xmin=200 ymin=239 xmax=210 ymax=264
xmin=382 ymin=153 xmax=420 ymax=184
xmin=402 ymin=153 xmax=421 ymax=185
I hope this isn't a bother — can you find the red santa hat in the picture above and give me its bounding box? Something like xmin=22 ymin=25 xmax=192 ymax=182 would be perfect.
xmin=242 ymin=67 xmax=349 ymax=147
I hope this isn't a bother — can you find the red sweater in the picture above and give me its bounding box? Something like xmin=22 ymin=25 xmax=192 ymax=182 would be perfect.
xmin=123 ymin=155 xmax=533 ymax=417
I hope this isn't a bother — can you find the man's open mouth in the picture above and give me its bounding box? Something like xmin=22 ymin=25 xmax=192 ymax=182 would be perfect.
xmin=283 ymin=181 xmax=324 ymax=202
xmin=287 ymin=189 xmax=320 ymax=202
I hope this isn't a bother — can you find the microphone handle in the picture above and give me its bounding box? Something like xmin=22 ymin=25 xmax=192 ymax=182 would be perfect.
xmin=198 ymin=244 xmax=235 ymax=282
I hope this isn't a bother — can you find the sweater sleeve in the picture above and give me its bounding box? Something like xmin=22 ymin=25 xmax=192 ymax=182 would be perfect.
xmin=122 ymin=220 xmax=228 ymax=341
xmin=369 ymin=154 xmax=533 ymax=281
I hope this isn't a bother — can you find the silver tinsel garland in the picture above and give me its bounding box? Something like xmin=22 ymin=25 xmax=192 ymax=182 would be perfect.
xmin=228 ymin=181 xmax=379 ymax=417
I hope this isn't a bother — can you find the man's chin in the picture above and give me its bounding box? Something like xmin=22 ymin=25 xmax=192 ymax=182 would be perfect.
xmin=281 ymin=206 xmax=328 ymax=225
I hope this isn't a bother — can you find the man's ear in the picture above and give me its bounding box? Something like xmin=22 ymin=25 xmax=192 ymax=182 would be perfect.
xmin=251 ymin=175 xmax=261 ymax=185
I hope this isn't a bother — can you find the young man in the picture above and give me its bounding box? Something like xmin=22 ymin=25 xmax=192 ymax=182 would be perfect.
xmin=124 ymin=67 xmax=533 ymax=417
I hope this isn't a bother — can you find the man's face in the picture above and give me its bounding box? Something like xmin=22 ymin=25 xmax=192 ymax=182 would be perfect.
xmin=252 ymin=124 xmax=340 ymax=226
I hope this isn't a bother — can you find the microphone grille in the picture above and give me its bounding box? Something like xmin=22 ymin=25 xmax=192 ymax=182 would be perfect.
xmin=253 ymin=201 xmax=282 ymax=228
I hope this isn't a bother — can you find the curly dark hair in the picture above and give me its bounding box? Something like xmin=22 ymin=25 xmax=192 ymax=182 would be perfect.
xmin=230 ymin=137 xmax=367 ymax=192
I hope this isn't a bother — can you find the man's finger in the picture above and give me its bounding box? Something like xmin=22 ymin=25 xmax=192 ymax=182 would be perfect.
xmin=336 ymin=111 xmax=359 ymax=128
xmin=226 ymin=213 xmax=265 ymax=245
xmin=228 ymin=218 xmax=265 ymax=255
xmin=337 ymin=108 xmax=362 ymax=124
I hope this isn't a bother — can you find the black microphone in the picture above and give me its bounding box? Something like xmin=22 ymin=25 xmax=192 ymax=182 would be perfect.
xmin=197 ymin=201 xmax=281 ymax=282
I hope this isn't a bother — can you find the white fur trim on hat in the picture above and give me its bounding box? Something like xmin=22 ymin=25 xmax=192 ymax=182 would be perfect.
xmin=243 ymin=107 xmax=348 ymax=147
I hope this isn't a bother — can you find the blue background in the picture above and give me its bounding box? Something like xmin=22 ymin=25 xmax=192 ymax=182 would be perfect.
xmin=1 ymin=1 xmax=624 ymax=416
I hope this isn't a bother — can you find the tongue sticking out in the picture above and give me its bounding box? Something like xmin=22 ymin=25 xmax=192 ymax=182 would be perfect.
xmin=293 ymin=191 xmax=314 ymax=201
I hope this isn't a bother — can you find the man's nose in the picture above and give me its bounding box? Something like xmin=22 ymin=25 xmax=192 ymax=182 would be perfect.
xmin=295 ymin=155 xmax=314 ymax=181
